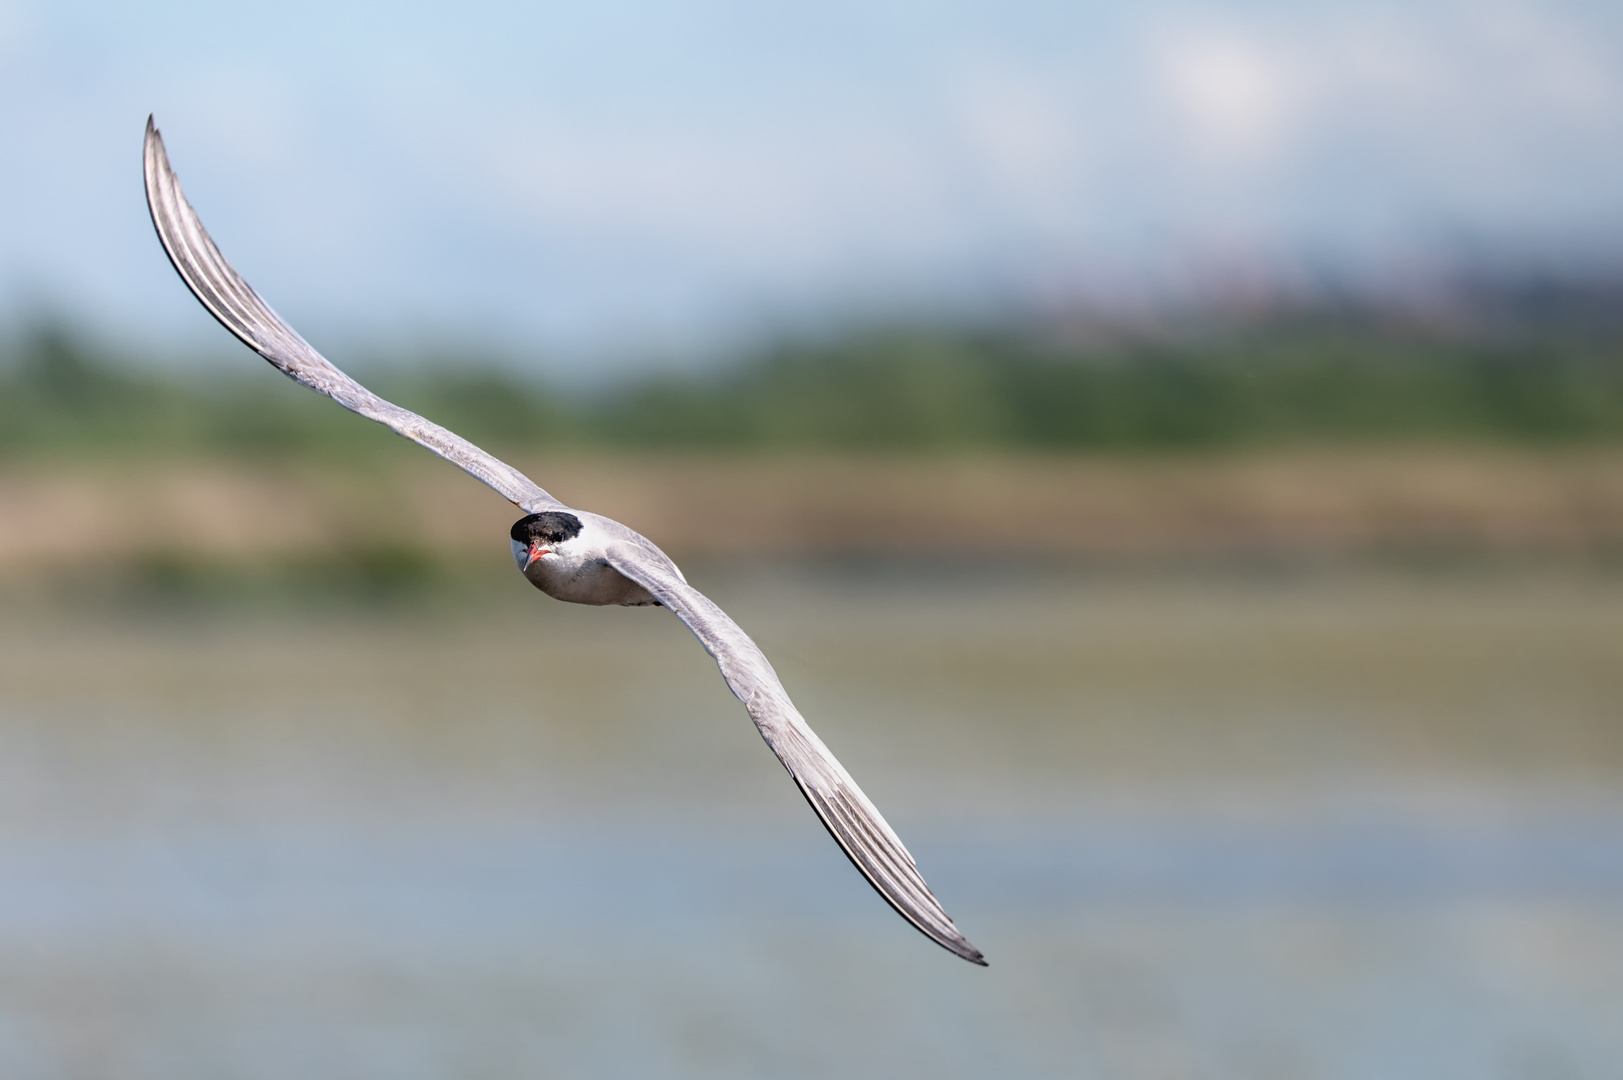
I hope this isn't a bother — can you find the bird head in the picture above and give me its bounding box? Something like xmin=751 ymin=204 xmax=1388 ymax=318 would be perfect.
xmin=510 ymin=512 xmax=584 ymax=572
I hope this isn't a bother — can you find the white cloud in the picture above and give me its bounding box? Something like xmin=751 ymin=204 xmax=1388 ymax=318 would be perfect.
xmin=1158 ymin=29 xmax=1300 ymax=164
xmin=1135 ymin=1 xmax=1623 ymax=236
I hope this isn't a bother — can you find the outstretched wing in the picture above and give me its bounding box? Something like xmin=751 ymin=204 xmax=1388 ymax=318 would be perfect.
xmin=142 ymin=116 xmax=563 ymax=514
xmin=605 ymin=541 xmax=987 ymax=965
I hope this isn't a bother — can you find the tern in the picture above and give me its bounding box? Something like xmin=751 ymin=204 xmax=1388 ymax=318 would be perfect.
xmin=142 ymin=117 xmax=985 ymax=965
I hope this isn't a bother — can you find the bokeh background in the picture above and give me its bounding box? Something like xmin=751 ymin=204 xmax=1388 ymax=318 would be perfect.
xmin=2 ymin=1 xmax=1623 ymax=1077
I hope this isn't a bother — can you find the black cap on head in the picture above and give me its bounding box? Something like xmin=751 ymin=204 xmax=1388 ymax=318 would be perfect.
xmin=511 ymin=512 xmax=583 ymax=545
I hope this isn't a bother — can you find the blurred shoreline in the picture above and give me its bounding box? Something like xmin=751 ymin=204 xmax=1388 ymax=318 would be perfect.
xmin=2 ymin=446 xmax=1620 ymax=585
xmin=5 ymin=310 xmax=1622 ymax=592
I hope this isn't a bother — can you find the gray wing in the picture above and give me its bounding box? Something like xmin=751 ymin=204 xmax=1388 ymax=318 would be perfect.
xmin=142 ymin=116 xmax=563 ymax=514
xmin=605 ymin=541 xmax=987 ymax=966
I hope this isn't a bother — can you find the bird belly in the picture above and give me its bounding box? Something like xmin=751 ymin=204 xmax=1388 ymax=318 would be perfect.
xmin=524 ymin=559 xmax=659 ymax=607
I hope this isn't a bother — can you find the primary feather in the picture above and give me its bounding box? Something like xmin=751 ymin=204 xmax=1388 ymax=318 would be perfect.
xmin=143 ymin=116 xmax=561 ymax=513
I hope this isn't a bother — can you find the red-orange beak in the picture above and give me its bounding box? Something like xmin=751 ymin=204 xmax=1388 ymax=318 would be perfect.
xmin=524 ymin=541 xmax=551 ymax=570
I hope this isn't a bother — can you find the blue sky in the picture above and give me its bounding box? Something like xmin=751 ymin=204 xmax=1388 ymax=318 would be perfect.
xmin=2 ymin=0 xmax=1621 ymax=373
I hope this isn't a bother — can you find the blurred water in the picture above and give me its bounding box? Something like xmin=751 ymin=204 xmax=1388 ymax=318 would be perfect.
xmin=0 ymin=566 xmax=1620 ymax=1079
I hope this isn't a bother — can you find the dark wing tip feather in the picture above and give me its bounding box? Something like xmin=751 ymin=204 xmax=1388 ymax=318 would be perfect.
xmin=143 ymin=116 xmax=303 ymax=363
xmin=793 ymin=779 xmax=988 ymax=966
xmin=139 ymin=118 xmax=562 ymax=512
xmin=774 ymin=725 xmax=987 ymax=966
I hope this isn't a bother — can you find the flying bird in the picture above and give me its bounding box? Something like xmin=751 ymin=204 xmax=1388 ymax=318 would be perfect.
xmin=141 ymin=116 xmax=984 ymax=966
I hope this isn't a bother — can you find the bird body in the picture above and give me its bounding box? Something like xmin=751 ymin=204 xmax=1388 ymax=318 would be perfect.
xmin=141 ymin=116 xmax=984 ymax=966
xmin=511 ymin=511 xmax=666 ymax=607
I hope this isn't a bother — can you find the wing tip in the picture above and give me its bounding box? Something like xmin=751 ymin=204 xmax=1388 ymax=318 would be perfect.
xmin=790 ymin=774 xmax=989 ymax=966
xmin=912 ymin=920 xmax=987 ymax=965
xmin=144 ymin=114 xmax=164 ymax=166
xmin=142 ymin=115 xmax=173 ymax=214
xmin=927 ymin=920 xmax=988 ymax=966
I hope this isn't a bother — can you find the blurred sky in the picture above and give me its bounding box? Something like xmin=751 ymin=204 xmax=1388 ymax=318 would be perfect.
xmin=1 ymin=0 xmax=1621 ymax=372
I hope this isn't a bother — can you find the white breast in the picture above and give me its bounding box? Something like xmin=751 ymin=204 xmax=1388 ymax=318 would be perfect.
xmin=516 ymin=545 xmax=658 ymax=607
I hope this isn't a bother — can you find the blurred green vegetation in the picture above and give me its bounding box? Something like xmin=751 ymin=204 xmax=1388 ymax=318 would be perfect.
xmin=4 ymin=316 xmax=1623 ymax=458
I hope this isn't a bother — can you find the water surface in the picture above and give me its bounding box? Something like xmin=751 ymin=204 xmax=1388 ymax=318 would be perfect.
xmin=1 ymin=566 xmax=1620 ymax=1078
